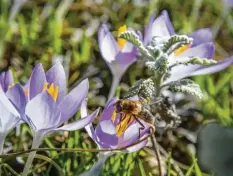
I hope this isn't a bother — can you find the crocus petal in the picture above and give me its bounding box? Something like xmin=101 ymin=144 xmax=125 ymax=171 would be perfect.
xmin=144 ymin=13 xmax=155 ymax=46
xmin=98 ymin=24 xmax=109 ymax=44
xmin=29 ymin=64 xmax=47 ymax=100
xmin=118 ymin=121 xmax=150 ymax=148
xmin=175 ymin=42 xmax=215 ymax=61
xmin=161 ymin=10 xmax=175 ymax=35
xmin=151 ymin=12 xmax=171 ymax=38
xmin=95 ymin=120 xmax=118 ymax=148
xmin=165 ymin=64 xmax=202 ymax=83
xmin=6 ymin=84 xmax=26 ymax=116
xmin=0 ymin=101 xmax=20 ymax=133
xmin=0 ymin=92 xmax=20 ymax=117
xmin=98 ymin=25 xmax=120 ymax=63
xmin=188 ymin=28 xmax=213 ymax=47
xmin=58 ymin=79 xmax=89 ymax=123
xmin=115 ymin=52 xmax=137 ymax=68
xmin=100 ymin=98 xmax=117 ymax=122
xmin=167 ymin=42 xmax=216 ymax=81
xmin=189 ymin=56 xmax=233 ymax=76
xmin=81 ymin=99 xmax=98 ymax=143
xmin=165 ymin=56 xmax=233 ymax=84
xmin=53 ymin=108 xmax=99 ymax=131
xmin=0 ymin=92 xmax=20 ymax=133
xmin=46 ymin=62 xmax=67 ymax=103
xmin=124 ymin=139 xmax=148 ymax=153
xmin=26 ymin=91 xmax=61 ymax=131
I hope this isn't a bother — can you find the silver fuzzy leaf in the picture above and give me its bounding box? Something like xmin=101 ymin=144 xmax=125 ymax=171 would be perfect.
xmin=168 ymin=79 xmax=203 ymax=99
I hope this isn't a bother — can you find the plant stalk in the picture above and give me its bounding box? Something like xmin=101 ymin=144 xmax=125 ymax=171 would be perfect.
xmin=108 ymin=74 xmax=121 ymax=102
xmin=22 ymin=134 xmax=42 ymax=176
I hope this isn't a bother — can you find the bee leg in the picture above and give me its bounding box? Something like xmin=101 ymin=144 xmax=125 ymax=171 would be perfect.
xmin=134 ymin=116 xmax=145 ymax=138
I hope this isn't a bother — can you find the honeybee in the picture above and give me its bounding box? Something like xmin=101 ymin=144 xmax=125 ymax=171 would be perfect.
xmin=114 ymin=99 xmax=157 ymax=137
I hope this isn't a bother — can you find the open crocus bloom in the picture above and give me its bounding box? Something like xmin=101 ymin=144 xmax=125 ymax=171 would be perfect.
xmin=80 ymin=98 xmax=150 ymax=176
xmin=24 ymin=62 xmax=99 ymax=139
xmin=22 ymin=62 xmax=99 ymax=176
xmin=81 ymin=98 xmax=150 ymax=152
xmin=98 ymin=24 xmax=137 ymax=77
xmin=0 ymin=83 xmax=26 ymax=153
xmin=144 ymin=10 xmax=233 ymax=84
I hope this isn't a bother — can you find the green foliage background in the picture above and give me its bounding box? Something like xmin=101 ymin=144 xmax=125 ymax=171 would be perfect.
xmin=0 ymin=0 xmax=232 ymax=175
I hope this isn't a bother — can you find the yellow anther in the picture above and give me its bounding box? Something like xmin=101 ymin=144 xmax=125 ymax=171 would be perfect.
xmin=43 ymin=82 xmax=59 ymax=101
xmin=174 ymin=44 xmax=191 ymax=56
xmin=42 ymin=82 xmax=49 ymax=91
xmin=8 ymin=84 xmax=15 ymax=89
xmin=117 ymin=25 xmax=127 ymax=49
xmin=24 ymin=89 xmax=28 ymax=96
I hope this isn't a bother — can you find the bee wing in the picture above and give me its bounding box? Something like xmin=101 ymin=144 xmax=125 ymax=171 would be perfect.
xmin=116 ymin=114 xmax=135 ymax=137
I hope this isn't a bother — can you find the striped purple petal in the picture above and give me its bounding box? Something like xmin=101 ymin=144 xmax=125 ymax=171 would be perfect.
xmin=46 ymin=62 xmax=67 ymax=103
xmin=6 ymin=84 xmax=26 ymax=117
xmin=58 ymin=79 xmax=88 ymax=123
xmin=188 ymin=28 xmax=213 ymax=47
xmin=28 ymin=64 xmax=47 ymax=100
xmin=26 ymin=91 xmax=61 ymax=131
xmin=95 ymin=120 xmax=118 ymax=149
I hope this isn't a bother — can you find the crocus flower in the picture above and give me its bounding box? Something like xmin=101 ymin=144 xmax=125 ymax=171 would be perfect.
xmin=98 ymin=24 xmax=137 ymax=101
xmin=0 ymin=84 xmax=25 ymax=154
xmin=22 ymin=62 xmax=99 ymax=176
xmin=143 ymin=10 xmax=233 ymax=84
xmin=80 ymin=98 xmax=150 ymax=176
xmin=0 ymin=69 xmax=26 ymax=154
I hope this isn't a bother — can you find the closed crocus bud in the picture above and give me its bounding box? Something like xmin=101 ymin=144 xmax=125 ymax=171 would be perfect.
xmin=98 ymin=24 xmax=138 ymax=100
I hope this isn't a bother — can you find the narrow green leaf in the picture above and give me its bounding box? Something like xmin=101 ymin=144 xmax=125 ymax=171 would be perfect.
xmin=185 ymin=164 xmax=194 ymax=176
xmin=137 ymin=158 xmax=146 ymax=176
xmin=30 ymin=154 xmax=64 ymax=176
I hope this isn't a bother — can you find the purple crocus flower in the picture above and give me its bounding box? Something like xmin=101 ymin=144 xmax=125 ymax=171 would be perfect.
xmin=144 ymin=10 xmax=233 ymax=84
xmin=98 ymin=24 xmax=137 ymax=100
xmin=0 ymin=84 xmax=25 ymax=154
xmin=80 ymin=98 xmax=150 ymax=176
xmin=22 ymin=62 xmax=99 ymax=176
xmin=0 ymin=70 xmax=26 ymax=154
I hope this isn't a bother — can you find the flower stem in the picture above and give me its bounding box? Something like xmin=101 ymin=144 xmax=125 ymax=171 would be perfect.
xmin=108 ymin=75 xmax=121 ymax=102
xmin=80 ymin=152 xmax=112 ymax=176
xmin=150 ymin=132 xmax=162 ymax=176
xmin=22 ymin=134 xmax=42 ymax=176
